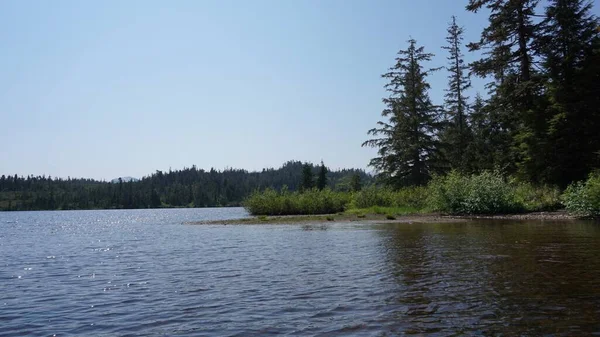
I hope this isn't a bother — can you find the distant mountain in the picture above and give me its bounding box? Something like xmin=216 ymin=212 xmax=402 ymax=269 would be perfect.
xmin=110 ymin=176 xmax=139 ymax=183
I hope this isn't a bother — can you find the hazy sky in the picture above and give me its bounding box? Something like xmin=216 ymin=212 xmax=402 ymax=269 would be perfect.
xmin=1 ymin=1 xmax=597 ymax=180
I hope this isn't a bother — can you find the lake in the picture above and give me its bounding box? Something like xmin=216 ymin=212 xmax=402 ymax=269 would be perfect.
xmin=1 ymin=208 xmax=599 ymax=336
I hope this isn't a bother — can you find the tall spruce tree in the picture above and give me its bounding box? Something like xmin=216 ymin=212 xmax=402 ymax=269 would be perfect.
xmin=300 ymin=163 xmax=314 ymax=192
xmin=350 ymin=173 xmax=362 ymax=192
xmin=466 ymin=0 xmax=544 ymax=179
xmin=362 ymin=39 xmax=442 ymax=187
xmin=539 ymin=0 xmax=600 ymax=186
xmin=440 ymin=16 xmax=472 ymax=172
xmin=467 ymin=93 xmax=514 ymax=172
xmin=316 ymin=161 xmax=328 ymax=190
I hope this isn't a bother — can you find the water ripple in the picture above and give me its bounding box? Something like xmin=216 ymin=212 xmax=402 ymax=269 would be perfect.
xmin=0 ymin=209 xmax=599 ymax=336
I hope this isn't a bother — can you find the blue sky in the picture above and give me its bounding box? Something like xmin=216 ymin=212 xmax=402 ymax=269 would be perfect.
xmin=1 ymin=1 xmax=597 ymax=180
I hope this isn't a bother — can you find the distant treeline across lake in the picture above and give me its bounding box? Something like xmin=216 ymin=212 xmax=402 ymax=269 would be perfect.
xmin=0 ymin=161 xmax=370 ymax=211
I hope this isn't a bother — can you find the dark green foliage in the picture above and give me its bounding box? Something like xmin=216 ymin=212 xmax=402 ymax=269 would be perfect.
xmin=466 ymin=0 xmax=546 ymax=181
xmin=316 ymin=161 xmax=328 ymax=191
xmin=300 ymin=163 xmax=315 ymax=192
xmin=467 ymin=94 xmax=514 ymax=172
xmin=0 ymin=161 xmax=372 ymax=211
xmin=363 ymin=39 xmax=442 ymax=188
xmin=350 ymin=173 xmax=362 ymax=192
xmin=440 ymin=16 xmax=472 ymax=173
xmin=538 ymin=0 xmax=600 ymax=186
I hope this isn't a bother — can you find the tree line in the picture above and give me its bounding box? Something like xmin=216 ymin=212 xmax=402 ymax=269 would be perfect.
xmin=0 ymin=161 xmax=371 ymax=211
xmin=364 ymin=0 xmax=600 ymax=188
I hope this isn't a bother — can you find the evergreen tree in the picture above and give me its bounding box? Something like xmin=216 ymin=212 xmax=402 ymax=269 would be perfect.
xmin=300 ymin=163 xmax=315 ymax=192
xmin=350 ymin=173 xmax=362 ymax=192
xmin=539 ymin=0 xmax=600 ymax=185
xmin=467 ymin=93 xmax=512 ymax=172
xmin=316 ymin=161 xmax=328 ymax=190
xmin=440 ymin=16 xmax=472 ymax=172
xmin=150 ymin=188 xmax=161 ymax=208
xmin=0 ymin=162 xmax=372 ymax=211
xmin=363 ymin=39 xmax=442 ymax=187
xmin=466 ymin=0 xmax=544 ymax=179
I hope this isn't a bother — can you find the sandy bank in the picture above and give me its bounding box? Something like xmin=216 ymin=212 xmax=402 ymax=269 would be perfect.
xmin=187 ymin=211 xmax=578 ymax=225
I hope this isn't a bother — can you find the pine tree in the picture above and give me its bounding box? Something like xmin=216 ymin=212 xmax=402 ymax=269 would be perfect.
xmin=467 ymin=93 xmax=512 ymax=172
xmin=316 ymin=161 xmax=328 ymax=190
xmin=467 ymin=0 xmax=544 ymax=179
xmin=440 ymin=16 xmax=472 ymax=172
xmin=150 ymin=188 xmax=161 ymax=208
xmin=362 ymin=39 xmax=442 ymax=187
xmin=350 ymin=173 xmax=362 ymax=192
xmin=300 ymin=163 xmax=314 ymax=192
xmin=539 ymin=0 xmax=600 ymax=185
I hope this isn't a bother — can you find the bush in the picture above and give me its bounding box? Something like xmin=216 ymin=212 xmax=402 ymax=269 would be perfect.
xmin=244 ymin=187 xmax=350 ymax=215
xmin=428 ymin=171 xmax=521 ymax=215
xmin=562 ymin=172 xmax=600 ymax=217
xmin=351 ymin=185 xmax=428 ymax=209
xmin=514 ymin=182 xmax=562 ymax=212
xmin=352 ymin=186 xmax=395 ymax=208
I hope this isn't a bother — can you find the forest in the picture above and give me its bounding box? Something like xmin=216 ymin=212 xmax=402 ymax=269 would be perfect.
xmin=3 ymin=0 xmax=600 ymax=215
xmin=362 ymin=0 xmax=600 ymax=189
xmin=247 ymin=0 xmax=600 ymax=217
xmin=0 ymin=161 xmax=370 ymax=211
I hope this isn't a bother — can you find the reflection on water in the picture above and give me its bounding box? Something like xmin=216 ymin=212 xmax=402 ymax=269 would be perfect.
xmin=0 ymin=209 xmax=599 ymax=336
xmin=379 ymin=221 xmax=600 ymax=335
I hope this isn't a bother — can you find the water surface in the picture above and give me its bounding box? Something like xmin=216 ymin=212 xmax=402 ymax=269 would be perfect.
xmin=1 ymin=209 xmax=599 ymax=336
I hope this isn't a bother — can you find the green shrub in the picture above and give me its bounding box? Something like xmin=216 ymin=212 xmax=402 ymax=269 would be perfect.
xmin=326 ymin=216 xmax=335 ymax=221
xmin=385 ymin=214 xmax=396 ymax=220
xmin=244 ymin=187 xmax=350 ymax=215
xmin=514 ymin=182 xmax=562 ymax=212
xmin=351 ymin=185 xmax=428 ymax=209
xmin=352 ymin=186 xmax=395 ymax=208
xmin=428 ymin=171 xmax=520 ymax=215
xmin=562 ymin=172 xmax=600 ymax=217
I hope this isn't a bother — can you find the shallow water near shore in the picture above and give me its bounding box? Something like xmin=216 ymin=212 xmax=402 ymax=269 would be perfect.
xmin=1 ymin=208 xmax=599 ymax=336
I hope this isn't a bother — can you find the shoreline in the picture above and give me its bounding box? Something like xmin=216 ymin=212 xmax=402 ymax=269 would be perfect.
xmin=188 ymin=210 xmax=579 ymax=225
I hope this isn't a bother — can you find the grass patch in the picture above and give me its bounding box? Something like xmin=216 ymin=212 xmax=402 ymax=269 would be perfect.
xmin=345 ymin=206 xmax=421 ymax=216
xmin=351 ymin=186 xmax=428 ymax=209
xmin=244 ymin=187 xmax=350 ymax=215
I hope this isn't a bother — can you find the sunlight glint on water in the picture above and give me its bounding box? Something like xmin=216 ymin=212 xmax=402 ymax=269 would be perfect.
xmin=0 ymin=208 xmax=599 ymax=336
